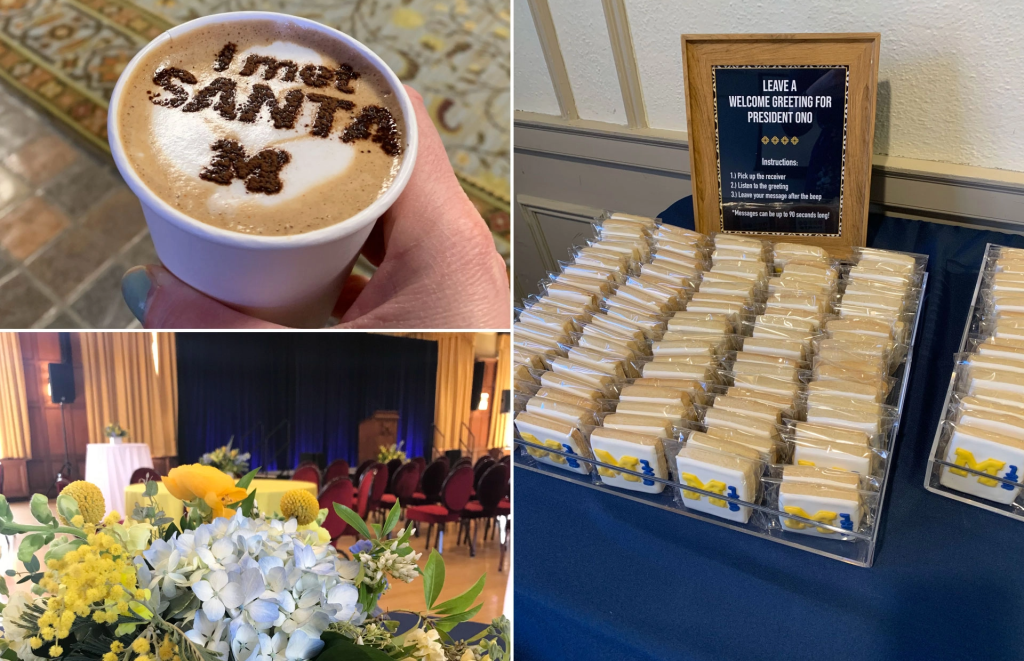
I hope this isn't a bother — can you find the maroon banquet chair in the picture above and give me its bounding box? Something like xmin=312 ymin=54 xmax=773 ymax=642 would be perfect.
xmin=130 ymin=467 xmax=161 ymax=484
xmin=409 ymin=458 xmax=449 ymax=506
xmin=292 ymin=464 xmax=321 ymax=493
xmin=331 ymin=467 xmax=378 ymax=552
xmin=319 ymin=477 xmax=356 ymax=541
xmin=377 ymin=461 xmax=420 ymax=520
xmin=323 ymin=459 xmax=350 ymax=486
xmin=460 ymin=463 xmax=510 ymax=568
xmin=353 ymin=460 xmax=376 ymax=485
xmin=410 ymin=456 xmax=426 ymax=474
xmin=384 ymin=459 xmax=403 ymax=493
xmin=404 ymin=465 xmax=473 ymax=554
xmin=472 ymin=457 xmax=496 ymax=491
xmin=366 ymin=463 xmax=389 ymax=520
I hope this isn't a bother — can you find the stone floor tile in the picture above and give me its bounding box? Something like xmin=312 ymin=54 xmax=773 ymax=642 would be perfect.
xmin=2 ymin=133 xmax=79 ymax=187
xmin=27 ymin=188 xmax=146 ymax=297
xmin=69 ymin=263 xmax=136 ymax=328
xmin=0 ymin=196 xmax=69 ymax=260
xmin=120 ymin=231 xmax=160 ymax=268
xmin=0 ymin=271 xmax=53 ymax=328
xmin=43 ymin=312 xmax=82 ymax=329
xmin=0 ymin=105 xmax=42 ymax=161
xmin=0 ymin=165 xmax=28 ymax=212
xmin=42 ymin=157 xmax=119 ymax=219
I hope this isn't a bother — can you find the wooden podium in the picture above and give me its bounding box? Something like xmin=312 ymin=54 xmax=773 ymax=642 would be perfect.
xmin=358 ymin=411 xmax=400 ymax=463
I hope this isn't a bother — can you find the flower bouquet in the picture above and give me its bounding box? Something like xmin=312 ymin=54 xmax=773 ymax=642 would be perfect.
xmin=199 ymin=440 xmax=251 ymax=479
xmin=376 ymin=443 xmax=407 ymax=465
xmin=105 ymin=425 xmax=129 ymax=445
xmin=0 ymin=465 xmax=507 ymax=661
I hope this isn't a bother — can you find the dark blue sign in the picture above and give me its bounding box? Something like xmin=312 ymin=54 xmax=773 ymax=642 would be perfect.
xmin=712 ymin=65 xmax=848 ymax=236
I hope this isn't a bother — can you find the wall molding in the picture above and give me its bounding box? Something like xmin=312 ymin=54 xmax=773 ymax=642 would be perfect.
xmin=524 ymin=0 xmax=578 ymax=121
xmin=515 ymin=111 xmax=1024 ymax=232
xmin=601 ymin=0 xmax=647 ymax=129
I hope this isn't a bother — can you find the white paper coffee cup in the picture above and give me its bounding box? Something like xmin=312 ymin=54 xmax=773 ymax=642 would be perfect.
xmin=108 ymin=11 xmax=418 ymax=328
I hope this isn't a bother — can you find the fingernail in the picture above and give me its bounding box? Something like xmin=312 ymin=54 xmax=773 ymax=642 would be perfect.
xmin=121 ymin=267 xmax=152 ymax=323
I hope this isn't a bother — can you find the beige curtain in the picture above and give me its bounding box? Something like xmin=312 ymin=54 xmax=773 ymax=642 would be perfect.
xmin=487 ymin=333 xmax=510 ymax=450
xmin=80 ymin=333 xmax=178 ymax=458
xmin=0 ymin=333 xmax=31 ymax=459
xmin=377 ymin=332 xmax=475 ymax=454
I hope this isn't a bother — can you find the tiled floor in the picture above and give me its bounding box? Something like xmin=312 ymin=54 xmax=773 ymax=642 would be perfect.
xmin=0 ymin=85 xmax=156 ymax=329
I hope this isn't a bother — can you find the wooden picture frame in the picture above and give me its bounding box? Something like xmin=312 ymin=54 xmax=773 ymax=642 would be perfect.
xmin=682 ymin=33 xmax=880 ymax=253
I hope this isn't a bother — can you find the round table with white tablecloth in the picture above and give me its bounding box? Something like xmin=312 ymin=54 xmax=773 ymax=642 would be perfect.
xmin=84 ymin=443 xmax=154 ymax=517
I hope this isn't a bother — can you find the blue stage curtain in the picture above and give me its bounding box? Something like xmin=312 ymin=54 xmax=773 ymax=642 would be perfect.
xmin=175 ymin=334 xmax=438 ymax=470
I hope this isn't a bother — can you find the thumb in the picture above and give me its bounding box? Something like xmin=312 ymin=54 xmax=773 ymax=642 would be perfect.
xmin=122 ymin=265 xmax=282 ymax=329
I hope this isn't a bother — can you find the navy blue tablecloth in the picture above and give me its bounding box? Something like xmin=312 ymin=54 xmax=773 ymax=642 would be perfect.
xmin=515 ymin=197 xmax=1024 ymax=661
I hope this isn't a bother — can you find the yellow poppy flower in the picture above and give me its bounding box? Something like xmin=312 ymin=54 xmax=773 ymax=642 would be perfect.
xmin=163 ymin=464 xmax=247 ymax=518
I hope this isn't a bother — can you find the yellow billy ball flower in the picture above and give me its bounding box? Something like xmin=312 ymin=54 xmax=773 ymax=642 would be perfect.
xmin=58 ymin=481 xmax=106 ymax=525
xmin=280 ymin=489 xmax=319 ymax=525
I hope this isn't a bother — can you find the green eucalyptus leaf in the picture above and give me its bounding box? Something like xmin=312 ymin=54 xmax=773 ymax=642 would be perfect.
xmin=433 ymin=573 xmax=486 ymax=615
xmin=0 ymin=579 xmax=7 ymax=597
xmin=382 ymin=501 xmax=402 ymax=537
xmin=30 ymin=494 xmax=54 ymax=525
xmin=0 ymin=496 xmax=12 ymax=521
xmin=332 ymin=503 xmax=372 ymax=540
xmin=44 ymin=538 xmax=85 ymax=564
xmin=422 ymin=549 xmax=445 ymax=609
xmin=312 ymin=637 xmax=393 ymax=661
xmin=143 ymin=480 xmax=159 ymax=497
xmin=18 ymin=534 xmax=46 ymax=563
xmin=23 ymin=556 xmax=39 ymax=574
xmin=30 ymin=584 xmax=44 ymax=596
xmin=433 ymin=603 xmax=484 ymax=632
xmin=55 ymin=494 xmax=80 ymax=523
xmin=235 ymin=468 xmax=260 ymax=490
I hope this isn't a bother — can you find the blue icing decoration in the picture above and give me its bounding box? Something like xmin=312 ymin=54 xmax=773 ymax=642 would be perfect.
xmin=1002 ymin=465 xmax=1019 ymax=491
xmin=640 ymin=459 xmax=655 ymax=486
xmin=726 ymin=486 xmax=740 ymax=512
xmin=560 ymin=443 xmax=580 ymax=468
xmin=839 ymin=513 xmax=853 ymax=531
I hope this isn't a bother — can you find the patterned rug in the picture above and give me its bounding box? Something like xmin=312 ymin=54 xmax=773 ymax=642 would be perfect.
xmin=0 ymin=0 xmax=509 ymax=255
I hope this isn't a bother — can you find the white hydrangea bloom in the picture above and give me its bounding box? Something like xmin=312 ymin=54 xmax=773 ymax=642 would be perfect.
xmin=137 ymin=509 xmax=365 ymax=661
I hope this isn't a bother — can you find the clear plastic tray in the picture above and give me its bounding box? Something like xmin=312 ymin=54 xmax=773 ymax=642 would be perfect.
xmin=924 ymin=243 xmax=1024 ymax=519
xmin=517 ymin=247 xmax=928 ymax=567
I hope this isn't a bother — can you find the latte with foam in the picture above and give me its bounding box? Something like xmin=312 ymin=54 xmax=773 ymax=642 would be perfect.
xmin=116 ymin=19 xmax=406 ymax=236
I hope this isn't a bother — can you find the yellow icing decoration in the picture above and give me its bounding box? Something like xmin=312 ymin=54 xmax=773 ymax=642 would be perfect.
xmin=948 ymin=448 xmax=1006 ymax=487
xmin=619 ymin=455 xmax=641 ymax=482
xmin=521 ymin=432 xmax=568 ymax=463
xmin=680 ymin=473 xmax=728 ymax=507
xmin=783 ymin=506 xmax=839 ymax=534
xmin=594 ymin=449 xmax=620 ymax=477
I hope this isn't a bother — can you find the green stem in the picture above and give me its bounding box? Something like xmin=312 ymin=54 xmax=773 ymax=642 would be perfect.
xmin=0 ymin=522 xmax=86 ymax=539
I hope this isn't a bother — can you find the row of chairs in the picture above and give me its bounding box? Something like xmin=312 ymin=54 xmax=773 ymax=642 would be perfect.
xmin=303 ymin=455 xmax=510 ymax=570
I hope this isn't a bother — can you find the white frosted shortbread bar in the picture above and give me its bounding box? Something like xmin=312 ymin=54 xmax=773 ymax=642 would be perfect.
xmin=939 ymin=424 xmax=1024 ymax=504
xmin=590 ymin=427 xmax=667 ymax=493
xmin=676 ymin=442 xmax=760 ymax=523
xmin=515 ymin=411 xmax=592 ymax=474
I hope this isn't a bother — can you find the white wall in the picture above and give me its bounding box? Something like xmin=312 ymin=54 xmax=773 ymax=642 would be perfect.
xmin=546 ymin=0 xmax=627 ymax=124
xmin=516 ymin=0 xmax=1024 ymax=173
xmin=514 ymin=0 xmax=562 ymax=116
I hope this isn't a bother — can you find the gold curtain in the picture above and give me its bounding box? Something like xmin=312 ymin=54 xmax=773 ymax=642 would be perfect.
xmin=377 ymin=332 xmax=475 ymax=454
xmin=80 ymin=333 xmax=178 ymax=457
xmin=488 ymin=333 xmax=510 ymax=450
xmin=0 ymin=333 xmax=31 ymax=459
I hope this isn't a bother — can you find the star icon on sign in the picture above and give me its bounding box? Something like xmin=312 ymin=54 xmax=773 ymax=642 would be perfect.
xmin=761 ymin=136 xmax=769 ymax=144
xmin=771 ymin=136 xmax=779 ymax=145
xmin=791 ymin=136 xmax=799 ymax=145
xmin=781 ymin=136 xmax=789 ymax=145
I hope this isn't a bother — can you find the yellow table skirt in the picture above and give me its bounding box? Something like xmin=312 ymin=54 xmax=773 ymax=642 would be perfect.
xmin=124 ymin=478 xmax=318 ymax=521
